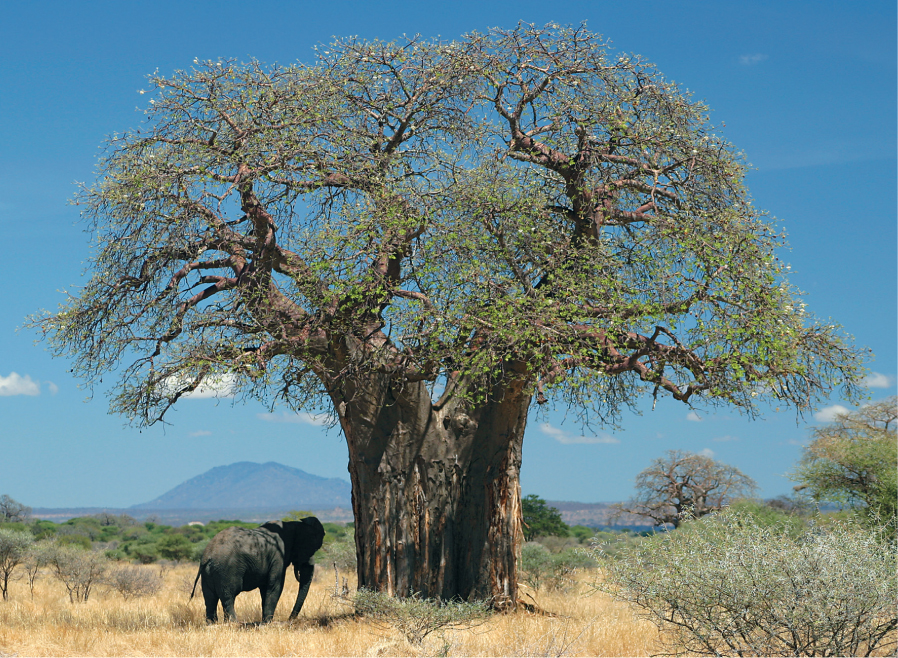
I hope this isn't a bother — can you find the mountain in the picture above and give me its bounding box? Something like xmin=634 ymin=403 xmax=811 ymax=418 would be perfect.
xmin=131 ymin=462 xmax=352 ymax=510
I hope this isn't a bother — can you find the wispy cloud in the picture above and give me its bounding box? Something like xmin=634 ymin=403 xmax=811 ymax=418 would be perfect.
xmin=813 ymin=404 xmax=850 ymax=422
xmin=257 ymin=411 xmax=330 ymax=426
xmin=686 ymin=411 xmax=702 ymax=422
xmin=189 ymin=430 xmax=212 ymax=437
xmin=863 ymin=372 xmax=893 ymax=389
xmin=0 ymin=372 xmax=41 ymax=396
xmin=739 ymin=53 xmax=768 ymax=65
xmin=46 ymin=381 xmax=59 ymax=395
xmin=699 ymin=448 xmax=716 ymax=458
xmin=713 ymin=435 xmax=739 ymax=442
xmin=539 ymin=422 xmax=619 ymax=445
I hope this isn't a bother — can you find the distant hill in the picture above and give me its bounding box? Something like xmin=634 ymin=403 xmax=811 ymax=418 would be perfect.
xmin=130 ymin=462 xmax=352 ymax=510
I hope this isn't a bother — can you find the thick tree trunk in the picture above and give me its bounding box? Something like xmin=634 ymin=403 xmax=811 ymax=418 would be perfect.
xmin=330 ymin=367 xmax=530 ymax=607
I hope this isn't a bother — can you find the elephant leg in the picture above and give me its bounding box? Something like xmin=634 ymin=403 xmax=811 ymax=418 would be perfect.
xmin=220 ymin=594 xmax=238 ymax=622
xmin=260 ymin=582 xmax=283 ymax=623
xmin=201 ymin=579 xmax=219 ymax=623
xmin=288 ymin=563 xmax=314 ymax=620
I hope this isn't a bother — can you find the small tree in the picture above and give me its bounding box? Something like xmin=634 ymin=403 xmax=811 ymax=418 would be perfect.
xmin=48 ymin=544 xmax=108 ymax=603
xmin=522 ymin=495 xmax=569 ymax=540
xmin=23 ymin=540 xmax=55 ymax=600
xmin=615 ymin=450 xmax=758 ymax=528
xmin=0 ymin=495 xmax=31 ymax=523
xmin=792 ymin=396 xmax=897 ymax=524
xmin=0 ymin=528 xmax=34 ymax=601
xmin=594 ymin=511 xmax=897 ymax=657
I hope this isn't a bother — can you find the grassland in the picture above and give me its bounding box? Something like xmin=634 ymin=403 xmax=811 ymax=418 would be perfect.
xmin=0 ymin=563 xmax=658 ymax=656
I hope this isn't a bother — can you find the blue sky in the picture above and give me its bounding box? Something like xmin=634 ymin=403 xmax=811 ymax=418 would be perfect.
xmin=1 ymin=1 xmax=895 ymax=508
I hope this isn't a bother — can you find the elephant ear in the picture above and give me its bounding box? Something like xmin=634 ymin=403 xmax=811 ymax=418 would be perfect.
xmin=288 ymin=517 xmax=325 ymax=565
xmin=301 ymin=516 xmax=325 ymax=551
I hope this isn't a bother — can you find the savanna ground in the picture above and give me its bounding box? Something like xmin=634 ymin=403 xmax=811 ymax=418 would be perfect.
xmin=0 ymin=563 xmax=657 ymax=657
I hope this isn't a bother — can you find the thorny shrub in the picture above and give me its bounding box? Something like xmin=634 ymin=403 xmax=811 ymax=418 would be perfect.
xmin=591 ymin=510 xmax=897 ymax=656
xmin=520 ymin=542 xmax=596 ymax=592
xmin=352 ymin=589 xmax=492 ymax=645
xmin=47 ymin=544 xmax=108 ymax=603
xmin=105 ymin=564 xmax=163 ymax=599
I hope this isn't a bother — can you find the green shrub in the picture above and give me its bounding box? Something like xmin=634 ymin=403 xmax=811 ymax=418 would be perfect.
xmin=520 ymin=542 xmax=595 ymax=592
xmin=593 ymin=510 xmax=897 ymax=656
xmin=156 ymin=534 xmax=193 ymax=562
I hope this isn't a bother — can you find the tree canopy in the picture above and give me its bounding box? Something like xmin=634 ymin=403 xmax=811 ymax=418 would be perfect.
xmin=38 ymin=24 xmax=864 ymax=426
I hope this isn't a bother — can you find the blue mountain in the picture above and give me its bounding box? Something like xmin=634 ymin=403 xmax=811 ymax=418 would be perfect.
xmin=131 ymin=461 xmax=351 ymax=509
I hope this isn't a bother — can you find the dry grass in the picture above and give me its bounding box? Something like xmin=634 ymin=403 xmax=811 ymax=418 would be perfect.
xmin=0 ymin=563 xmax=658 ymax=656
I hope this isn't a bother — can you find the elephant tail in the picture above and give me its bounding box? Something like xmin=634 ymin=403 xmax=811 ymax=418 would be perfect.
xmin=188 ymin=565 xmax=202 ymax=601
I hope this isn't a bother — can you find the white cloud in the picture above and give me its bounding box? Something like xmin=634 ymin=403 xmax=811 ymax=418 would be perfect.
xmin=0 ymin=372 xmax=41 ymax=396
xmin=713 ymin=435 xmax=739 ymax=442
xmin=686 ymin=411 xmax=702 ymax=422
xmin=189 ymin=430 xmax=212 ymax=437
xmin=699 ymin=448 xmax=716 ymax=458
xmin=46 ymin=381 xmax=59 ymax=395
xmin=539 ymin=422 xmax=619 ymax=445
xmin=813 ymin=404 xmax=850 ymax=422
xmin=863 ymin=372 xmax=893 ymax=389
xmin=257 ymin=411 xmax=330 ymax=426
xmin=163 ymin=373 xmax=238 ymax=399
xmin=739 ymin=53 xmax=768 ymax=65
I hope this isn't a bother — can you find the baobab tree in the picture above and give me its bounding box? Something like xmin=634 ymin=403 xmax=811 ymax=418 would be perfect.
xmin=614 ymin=450 xmax=759 ymax=528
xmin=34 ymin=24 xmax=866 ymax=606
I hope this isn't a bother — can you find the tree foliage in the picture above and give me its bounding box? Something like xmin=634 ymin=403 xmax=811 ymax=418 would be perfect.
xmin=34 ymin=23 xmax=864 ymax=427
xmin=793 ymin=397 xmax=897 ymax=524
xmin=521 ymin=494 xmax=569 ymax=540
xmin=614 ymin=450 xmax=758 ymax=527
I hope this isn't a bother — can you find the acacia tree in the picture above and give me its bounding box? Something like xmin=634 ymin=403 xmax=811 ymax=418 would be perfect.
xmin=793 ymin=397 xmax=897 ymax=523
xmin=614 ymin=450 xmax=759 ymax=528
xmin=34 ymin=25 xmax=865 ymax=605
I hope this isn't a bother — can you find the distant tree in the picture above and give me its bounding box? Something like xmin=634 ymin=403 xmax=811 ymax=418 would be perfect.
xmin=522 ymin=495 xmax=569 ymax=540
xmin=615 ymin=450 xmax=758 ymax=528
xmin=33 ymin=24 xmax=867 ymax=604
xmin=155 ymin=534 xmax=193 ymax=562
xmin=0 ymin=495 xmax=31 ymax=524
xmin=792 ymin=397 xmax=897 ymax=524
xmin=0 ymin=528 xmax=34 ymax=601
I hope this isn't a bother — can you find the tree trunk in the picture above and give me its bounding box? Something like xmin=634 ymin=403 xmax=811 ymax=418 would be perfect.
xmin=330 ymin=366 xmax=530 ymax=607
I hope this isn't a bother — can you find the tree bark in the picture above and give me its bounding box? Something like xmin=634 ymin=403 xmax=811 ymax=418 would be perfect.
xmin=330 ymin=363 xmax=530 ymax=607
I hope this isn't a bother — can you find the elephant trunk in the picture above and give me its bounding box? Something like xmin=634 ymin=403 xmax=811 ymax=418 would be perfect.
xmin=288 ymin=562 xmax=314 ymax=620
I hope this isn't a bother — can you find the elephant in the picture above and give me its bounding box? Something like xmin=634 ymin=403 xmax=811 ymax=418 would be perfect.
xmin=189 ymin=517 xmax=325 ymax=623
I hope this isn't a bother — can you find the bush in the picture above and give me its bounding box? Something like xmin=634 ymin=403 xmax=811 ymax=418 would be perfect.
xmin=519 ymin=542 xmax=595 ymax=592
xmin=48 ymin=544 xmax=109 ymax=603
xmin=156 ymin=534 xmax=193 ymax=562
xmin=105 ymin=565 xmax=162 ymax=599
xmin=593 ymin=510 xmax=897 ymax=656
xmin=353 ymin=589 xmax=491 ymax=645
xmin=321 ymin=537 xmax=357 ymax=573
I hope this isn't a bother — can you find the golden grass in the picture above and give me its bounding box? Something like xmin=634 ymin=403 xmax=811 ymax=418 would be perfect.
xmin=0 ymin=564 xmax=658 ymax=657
